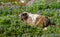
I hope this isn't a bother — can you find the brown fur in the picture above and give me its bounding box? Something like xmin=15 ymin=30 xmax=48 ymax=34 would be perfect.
xmin=35 ymin=16 xmax=50 ymax=28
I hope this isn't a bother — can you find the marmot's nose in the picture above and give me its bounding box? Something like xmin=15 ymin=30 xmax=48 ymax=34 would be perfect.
xmin=19 ymin=14 xmax=21 ymax=18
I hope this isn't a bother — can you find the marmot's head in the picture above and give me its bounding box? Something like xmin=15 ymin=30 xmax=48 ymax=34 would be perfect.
xmin=19 ymin=12 xmax=29 ymax=21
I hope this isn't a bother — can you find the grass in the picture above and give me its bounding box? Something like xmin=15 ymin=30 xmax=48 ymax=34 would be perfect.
xmin=0 ymin=0 xmax=60 ymax=37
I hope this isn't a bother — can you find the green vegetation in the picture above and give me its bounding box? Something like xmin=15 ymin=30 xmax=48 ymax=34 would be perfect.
xmin=0 ymin=0 xmax=60 ymax=37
